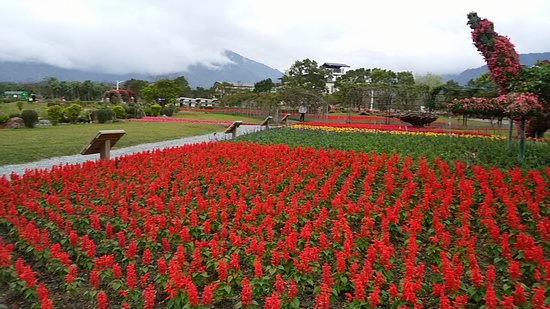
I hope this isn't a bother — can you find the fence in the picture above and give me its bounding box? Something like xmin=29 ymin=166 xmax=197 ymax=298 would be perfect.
xmin=179 ymin=106 xmax=512 ymax=135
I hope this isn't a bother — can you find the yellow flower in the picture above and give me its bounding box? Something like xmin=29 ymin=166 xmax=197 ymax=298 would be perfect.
xmin=289 ymin=124 xmax=504 ymax=140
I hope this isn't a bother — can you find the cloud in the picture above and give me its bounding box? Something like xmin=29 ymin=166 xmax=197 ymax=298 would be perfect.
xmin=0 ymin=0 xmax=549 ymax=77
xmin=0 ymin=0 xmax=241 ymax=74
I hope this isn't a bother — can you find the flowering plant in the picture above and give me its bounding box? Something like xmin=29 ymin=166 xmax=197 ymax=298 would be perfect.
xmin=450 ymin=97 xmax=504 ymax=116
xmin=450 ymin=92 xmax=541 ymax=120
xmin=0 ymin=137 xmax=548 ymax=308
xmin=467 ymin=12 xmax=523 ymax=94
xmin=499 ymin=92 xmax=543 ymax=120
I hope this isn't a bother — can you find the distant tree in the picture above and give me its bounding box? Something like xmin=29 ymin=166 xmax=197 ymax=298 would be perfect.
xmin=282 ymin=59 xmax=331 ymax=94
xmin=140 ymin=84 xmax=159 ymax=104
xmin=414 ymin=72 xmax=444 ymax=88
xmin=211 ymin=82 xmax=237 ymax=98
xmin=255 ymin=92 xmax=280 ymax=109
xmin=123 ymin=79 xmax=150 ymax=99
xmin=59 ymin=81 xmax=72 ymax=100
xmin=396 ymin=71 xmax=415 ymax=85
xmin=142 ymin=78 xmax=183 ymax=106
xmin=221 ymin=92 xmax=256 ymax=107
xmin=80 ymin=80 xmax=96 ymax=101
xmin=465 ymin=72 xmax=499 ymax=97
xmin=334 ymin=81 xmax=367 ymax=110
xmin=279 ymin=59 xmax=331 ymax=113
xmin=45 ymin=77 xmax=61 ymax=99
xmin=364 ymin=84 xmax=395 ymax=111
xmin=394 ymin=84 xmax=427 ymax=111
xmin=192 ymin=87 xmax=213 ymax=98
xmin=334 ymin=68 xmax=371 ymax=109
xmin=334 ymin=68 xmax=371 ymax=86
xmin=370 ymin=68 xmax=397 ymax=85
xmin=174 ymin=76 xmax=192 ymax=97
xmin=415 ymin=73 xmax=445 ymax=111
xmin=442 ymin=80 xmax=465 ymax=104
xmin=254 ymin=78 xmax=275 ymax=93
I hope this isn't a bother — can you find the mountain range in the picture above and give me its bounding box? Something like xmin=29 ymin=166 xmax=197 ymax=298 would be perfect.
xmin=442 ymin=52 xmax=550 ymax=85
xmin=0 ymin=51 xmax=548 ymax=88
xmin=0 ymin=50 xmax=283 ymax=89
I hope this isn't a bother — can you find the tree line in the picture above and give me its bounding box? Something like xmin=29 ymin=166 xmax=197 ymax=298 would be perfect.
xmin=1 ymin=61 xmax=499 ymax=112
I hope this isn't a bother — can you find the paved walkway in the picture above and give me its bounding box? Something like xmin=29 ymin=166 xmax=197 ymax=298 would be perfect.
xmin=0 ymin=125 xmax=264 ymax=178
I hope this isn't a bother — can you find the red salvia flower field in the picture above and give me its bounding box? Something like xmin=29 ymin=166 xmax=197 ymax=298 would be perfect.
xmin=0 ymin=141 xmax=549 ymax=308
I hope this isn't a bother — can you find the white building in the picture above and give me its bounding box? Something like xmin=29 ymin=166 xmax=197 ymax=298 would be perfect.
xmin=177 ymin=97 xmax=218 ymax=108
xmin=321 ymin=62 xmax=350 ymax=94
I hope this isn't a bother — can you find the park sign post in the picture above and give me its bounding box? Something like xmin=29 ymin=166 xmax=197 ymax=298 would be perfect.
xmin=81 ymin=130 xmax=126 ymax=160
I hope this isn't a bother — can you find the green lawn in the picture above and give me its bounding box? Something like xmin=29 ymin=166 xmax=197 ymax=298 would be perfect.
xmin=0 ymin=121 xmax=225 ymax=166
xmin=173 ymin=110 xmax=264 ymax=123
xmin=0 ymin=101 xmax=48 ymax=118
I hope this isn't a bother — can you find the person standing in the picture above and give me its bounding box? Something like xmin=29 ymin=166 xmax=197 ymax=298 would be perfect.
xmin=299 ymin=104 xmax=307 ymax=122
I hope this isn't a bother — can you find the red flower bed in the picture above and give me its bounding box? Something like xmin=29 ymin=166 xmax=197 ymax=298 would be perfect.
xmin=300 ymin=121 xmax=495 ymax=137
xmin=127 ymin=116 xmax=256 ymax=126
xmin=0 ymin=142 xmax=548 ymax=308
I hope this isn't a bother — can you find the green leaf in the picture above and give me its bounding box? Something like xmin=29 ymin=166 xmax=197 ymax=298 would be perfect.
xmin=223 ymin=285 xmax=232 ymax=294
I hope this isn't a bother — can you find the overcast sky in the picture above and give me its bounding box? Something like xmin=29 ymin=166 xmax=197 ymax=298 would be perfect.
xmin=1 ymin=0 xmax=549 ymax=77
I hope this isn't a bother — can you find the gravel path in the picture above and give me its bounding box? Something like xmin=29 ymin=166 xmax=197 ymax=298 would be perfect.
xmin=0 ymin=125 xmax=265 ymax=178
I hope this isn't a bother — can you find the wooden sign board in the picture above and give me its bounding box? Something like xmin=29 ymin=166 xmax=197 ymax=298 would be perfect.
xmin=280 ymin=114 xmax=290 ymax=125
xmin=81 ymin=130 xmax=126 ymax=160
xmin=224 ymin=121 xmax=242 ymax=139
xmin=260 ymin=116 xmax=273 ymax=128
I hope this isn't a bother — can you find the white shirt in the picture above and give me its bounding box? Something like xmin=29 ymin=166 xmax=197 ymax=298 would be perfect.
xmin=298 ymin=105 xmax=307 ymax=113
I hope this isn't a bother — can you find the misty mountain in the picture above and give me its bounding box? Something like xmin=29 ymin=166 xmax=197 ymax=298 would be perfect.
xmin=0 ymin=50 xmax=283 ymax=89
xmin=442 ymin=52 xmax=550 ymax=85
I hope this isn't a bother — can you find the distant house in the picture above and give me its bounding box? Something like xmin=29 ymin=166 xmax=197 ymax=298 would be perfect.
xmin=177 ymin=97 xmax=218 ymax=108
xmin=213 ymin=81 xmax=255 ymax=96
xmin=3 ymin=91 xmax=29 ymax=102
xmin=321 ymin=62 xmax=350 ymax=94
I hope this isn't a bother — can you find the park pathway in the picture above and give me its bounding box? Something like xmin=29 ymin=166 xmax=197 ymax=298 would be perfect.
xmin=0 ymin=125 xmax=264 ymax=178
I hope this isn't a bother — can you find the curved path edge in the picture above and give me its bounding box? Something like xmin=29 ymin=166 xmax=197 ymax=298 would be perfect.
xmin=1 ymin=125 xmax=264 ymax=178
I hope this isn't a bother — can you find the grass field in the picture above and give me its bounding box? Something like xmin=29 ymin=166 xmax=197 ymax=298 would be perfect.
xmin=0 ymin=101 xmax=48 ymax=117
xmin=173 ymin=110 xmax=264 ymax=123
xmin=0 ymin=121 xmax=225 ymax=166
xmin=0 ymin=102 xmax=544 ymax=166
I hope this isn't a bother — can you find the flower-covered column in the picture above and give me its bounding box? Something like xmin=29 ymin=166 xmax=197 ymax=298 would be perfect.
xmin=467 ymin=12 xmax=523 ymax=95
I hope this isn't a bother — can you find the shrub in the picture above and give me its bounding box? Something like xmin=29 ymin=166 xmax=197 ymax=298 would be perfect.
xmin=46 ymin=105 xmax=64 ymax=125
xmin=160 ymin=107 xmax=174 ymax=117
xmin=21 ymin=109 xmax=39 ymax=128
xmin=398 ymin=111 xmax=438 ymax=127
xmin=111 ymin=105 xmax=126 ymax=119
xmin=78 ymin=109 xmax=93 ymax=123
xmin=9 ymin=113 xmax=21 ymax=119
xmin=63 ymin=104 xmax=83 ymax=124
xmin=95 ymin=108 xmax=113 ymax=124
xmin=16 ymin=101 xmax=24 ymax=111
xmin=144 ymin=106 xmax=152 ymax=116
xmin=149 ymin=104 xmax=162 ymax=116
xmin=0 ymin=114 xmax=9 ymax=125
xmin=124 ymin=106 xmax=136 ymax=119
